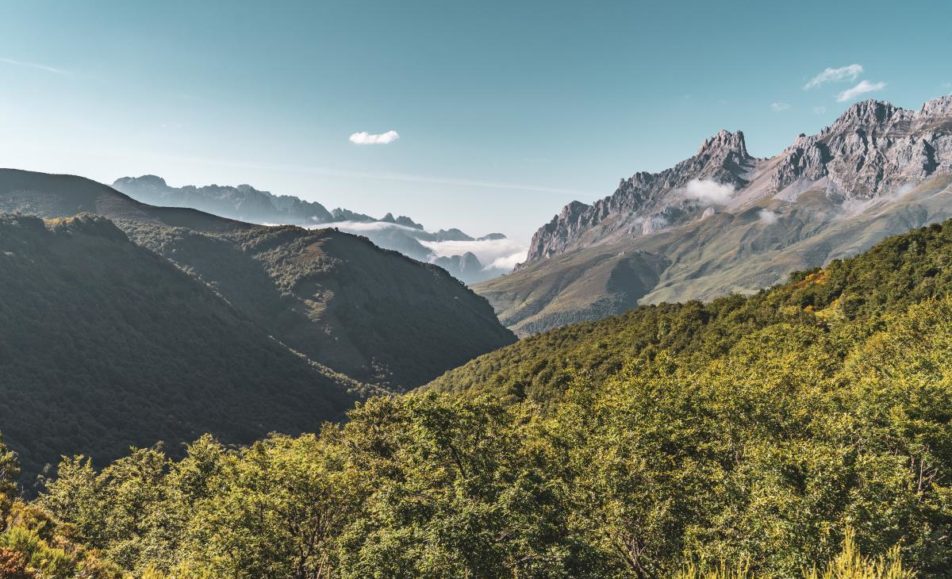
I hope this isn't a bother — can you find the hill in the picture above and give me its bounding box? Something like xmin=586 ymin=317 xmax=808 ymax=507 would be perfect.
xmin=0 ymin=214 xmax=355 ymax=482
xmin=432 ymin=219 xmax=952 ymax=402
xmin=0 ymin=169 xmax=516 ymax=389
xmin=477 ymin=96 xmax=952 ymax=335
xmin=16 ymin=218 xmax=952 ymax=577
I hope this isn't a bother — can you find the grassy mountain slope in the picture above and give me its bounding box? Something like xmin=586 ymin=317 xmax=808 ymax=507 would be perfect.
xmin=0 ymin=168 xmax=515 ymax=389
xmin=432 ymin=218 xmax=952 ymax=402
xmin=0 ymin=215 xmax=355 ymax=481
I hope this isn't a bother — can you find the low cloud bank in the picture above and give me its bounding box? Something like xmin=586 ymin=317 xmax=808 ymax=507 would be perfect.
xmin=421 ymin=238 xmax=527 ymax=272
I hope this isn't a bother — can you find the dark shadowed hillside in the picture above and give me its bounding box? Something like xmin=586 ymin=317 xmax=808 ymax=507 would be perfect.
xmin=123 ymin=221 xmax=516 ymax=389
xmin=0 ymin=215 xmax=355 ymax=481
xmin=0 ymin=169 xmax=516 ymax=390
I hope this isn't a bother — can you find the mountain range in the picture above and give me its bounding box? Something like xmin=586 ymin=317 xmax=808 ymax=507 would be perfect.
xmin=474 ymin=96 xmax=952 ymax=335
xmin=112 ymin=175 xmax=518 ymax=284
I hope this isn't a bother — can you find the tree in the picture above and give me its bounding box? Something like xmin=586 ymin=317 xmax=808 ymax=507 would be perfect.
xmin=0 ymin=434 xmax=20 ymax=519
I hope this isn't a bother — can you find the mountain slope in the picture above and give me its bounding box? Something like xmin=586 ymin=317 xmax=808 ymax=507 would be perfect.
xmin=0 ymin=215 xmax=355 ymax=481
xmin=0 ymin=169 xmax=515 ymax=389
xmin=432 ymin=218 xmax=952 ymax=402
xmin=478 ymin=96 xmax=952 ymax=335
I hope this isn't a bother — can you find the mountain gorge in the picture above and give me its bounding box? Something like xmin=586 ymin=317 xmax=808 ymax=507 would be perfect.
xmin=477 ymin=96 xmax=952 ymax=335
xmin=113 ymin=175 xmax=518 ymax=283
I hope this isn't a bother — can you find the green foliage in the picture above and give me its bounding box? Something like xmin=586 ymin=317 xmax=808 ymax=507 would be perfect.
xmin=32 ymin=296 xmax=952 ymax=576
xmin=429 ymin=221 xmax=952 ymax=403
xmin=0 ymin=434 xmax=20 ymax=519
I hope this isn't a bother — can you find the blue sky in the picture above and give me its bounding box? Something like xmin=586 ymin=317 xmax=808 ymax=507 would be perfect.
xmin=1 ymin=0 xmax=950 ymax=242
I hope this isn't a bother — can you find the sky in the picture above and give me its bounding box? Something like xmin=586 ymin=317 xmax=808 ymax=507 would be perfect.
xmin=1 ymin=0 xmax=951 ymax=243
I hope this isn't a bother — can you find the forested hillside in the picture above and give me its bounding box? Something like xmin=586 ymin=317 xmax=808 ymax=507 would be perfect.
xmin=432 ymin=220 xmax=952 ymax=402
xmin=0 ymin=215 xmax=355 ymax=482
xmin=0 ymin=220 xmax=948 ymax=577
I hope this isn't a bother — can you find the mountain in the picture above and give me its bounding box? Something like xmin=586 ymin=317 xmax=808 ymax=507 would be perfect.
xmin=477 ymin=96 xmax=952 ymax=335
xmin=0 ymin=169 xmax=516 ymax=390
xmin=113 ymin=175 xmax=519 ymax=284
xmin=112 ymin=174 xmax=335 ymax=224
xmin=25 ymin=218 xmax=952 ymax=577
xmin=433 ymin=252 xmax=495 ymax=284
xmin=0 ymin=214 xmax=355 ymax=481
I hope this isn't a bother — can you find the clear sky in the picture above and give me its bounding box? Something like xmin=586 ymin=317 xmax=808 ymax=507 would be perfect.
xmin=1 ymin=0 xmax=951 ymax=242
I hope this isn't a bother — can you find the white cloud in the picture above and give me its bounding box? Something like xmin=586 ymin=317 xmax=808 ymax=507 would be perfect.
xmin=813 ymin=106 xmax=827 ymax=115
xmin=683 ymin=179 xmax=735 ymax=205
xmin=487 ymin=251 xmax=527 ymax=271
xmin=758 ymin=209 xmax=779 ymax=224
xmin=349 ymin=130 xmax=400 ymax=145
xmin=0 ymin=56 xmax=68 ymax=75
xmin=836 ymin=80 xmax=886 ymax=102
xmin=804 ymin=64 xmax=863 ymax=89
xmin=770 ymin=102 xmax=791 ymax=112
xmin=420 ymin=238 xmax=527 ymax=272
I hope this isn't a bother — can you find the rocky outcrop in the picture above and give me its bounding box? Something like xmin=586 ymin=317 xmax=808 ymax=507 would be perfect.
xmin=772 ymin=97 xmax=952 ymax=197
xmin=524 ymin=96 xmax=952 ymax=266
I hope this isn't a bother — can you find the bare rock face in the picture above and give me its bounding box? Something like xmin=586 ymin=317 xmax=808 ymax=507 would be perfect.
xmin=772 ymin=97 xmax=952 ymax=197
xmin=524 ymin=96 xmax=952 ymax=266
xmin=524 ymin=129 xmax=754 ymax=264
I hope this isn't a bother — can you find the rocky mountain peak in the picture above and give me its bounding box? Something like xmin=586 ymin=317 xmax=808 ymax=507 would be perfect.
xmin=833 ymin=99 xmax=901 ymax=129
xmin=920 ymin=94 xmax=952 ymax=117
xmin=697 ymin=129 xmax=748 ymax=158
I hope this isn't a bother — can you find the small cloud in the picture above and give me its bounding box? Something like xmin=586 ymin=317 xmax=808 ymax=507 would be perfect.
xmin=837 ymin=80 xmax=886 ymax=102
xmin=804 ymin=64 xmax=863 ymax=89
xmin=813 ymin=106 xmax=827 ymax=115
xmin=758 ymin=209 xmax=779 ymax=225
xmin=683 ymin=179 xmax=735 ymax=205
xmin=0 ymin=56 xmax=69 ymax=75
xmin=770 ymin=102 xmax=791 ymax=112
xmin=487 ymin=250 xmax=528 ymax=272
xmin=349 ymin=130 xmax=400 ymax=145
